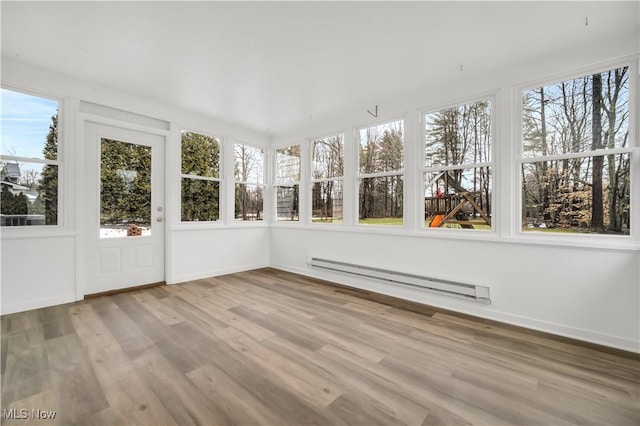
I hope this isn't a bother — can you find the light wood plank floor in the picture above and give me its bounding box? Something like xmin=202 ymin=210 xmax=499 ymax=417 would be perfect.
xmin=2 ymin=268 xmax=639 ymax=425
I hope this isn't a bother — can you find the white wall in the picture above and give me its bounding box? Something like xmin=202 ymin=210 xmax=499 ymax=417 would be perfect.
xmin=169 ymin=227 xmax=269 ymax=283
xmin=0 ymin=235 xmax=76 ymax=313
xmin=1 ymin=60 xmax=269 ymax=314
xmin=268 ymin=30 xmax=640 ymax=352
xmin=270 ymin=228 xmax=639 ymax=351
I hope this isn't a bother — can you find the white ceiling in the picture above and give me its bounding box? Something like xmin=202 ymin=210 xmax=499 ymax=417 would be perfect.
xmin=2 ymin=1 xmax=638 ymax=136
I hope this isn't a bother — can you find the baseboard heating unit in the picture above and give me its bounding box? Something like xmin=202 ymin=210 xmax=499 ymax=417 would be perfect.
xmin=308 ymin=257 xmax=491 ymax=304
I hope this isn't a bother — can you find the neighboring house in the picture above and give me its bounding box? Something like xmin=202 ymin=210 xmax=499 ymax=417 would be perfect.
xmin=0 ymin=162 xmax=23 ymax=192
xmin=0 ymin=162 xmax=45 ymax=226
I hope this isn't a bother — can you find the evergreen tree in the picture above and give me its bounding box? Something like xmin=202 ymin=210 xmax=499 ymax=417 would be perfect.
xmin=100 ymin=140 xmax=151 ymax=225
xmin=40 ymin=112 xmax=58 ymax=224
xmin=1 ymin=186 xmax=18 ymax=215
xmin=1 ymin=187 xmax=30 ymax=216
xmin=181 ymin=132 xmax=220 ymax=221
xmin=32 ymin=194 xmax=45 ymax=215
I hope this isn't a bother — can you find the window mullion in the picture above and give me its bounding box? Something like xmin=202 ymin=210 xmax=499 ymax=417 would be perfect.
xmin=423 ymin=161 xmax=492 ymax=173
xmin=310 ymin=176 xmax=344 ymax=184
xmin=521 ymin=147 xmax=635 ymax=164
xmin=358 ymin=170 xmax=404 ymax=179
xmin=0 ymin=155 xmax=61 ymax=166
xmin=180 ymin=174 xmax=221 ymax=182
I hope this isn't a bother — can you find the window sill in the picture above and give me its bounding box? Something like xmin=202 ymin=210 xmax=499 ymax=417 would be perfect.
xmin=170 ymin=222 xmax=269 ymax=232
xmin=0 ymin=227 xmax=78 ymax=240
xmin=509 ymin=232 xmax=639 ymax=252
xmin=269 ymin=223 xmax=639 ymax=252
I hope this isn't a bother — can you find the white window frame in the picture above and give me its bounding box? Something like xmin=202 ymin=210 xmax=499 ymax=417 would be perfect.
xmin=515 ymin=58 xmax=639 ymax=244
xmin=274 ymin=143 xmax=301 ymax=222
xmin=309 ymin=132 xmax=345 ymax=226
xmin=355 ymin=117 xmax=405 ymax=227
xmin=180 ymin=129 xmax=224 ymax=223
xmin=233 ymin=142 xmax=265 ymax=222
xmin=420 ymin=93 xmax=496 ymax=233
xmin=0 ymin=86 xmax=65 ymax=232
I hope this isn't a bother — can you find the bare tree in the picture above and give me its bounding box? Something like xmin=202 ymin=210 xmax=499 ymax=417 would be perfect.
xmin=591 ymin=73 xmax=604 ymax=231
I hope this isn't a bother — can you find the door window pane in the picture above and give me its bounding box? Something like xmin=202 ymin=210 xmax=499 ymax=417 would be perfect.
xmin=100 ymin=139 xmax=151 ymax=238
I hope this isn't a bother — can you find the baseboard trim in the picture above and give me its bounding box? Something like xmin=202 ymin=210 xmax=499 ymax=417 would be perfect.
xmin=1 ymin=294 xmax=76 ymax=316
xmin=270 ymin=264 xmax=640 ymax=359
xmin=85 ymin=281 xmax=166 ymax=298
xmin=169 ymin=263 xmax=270 ymax=284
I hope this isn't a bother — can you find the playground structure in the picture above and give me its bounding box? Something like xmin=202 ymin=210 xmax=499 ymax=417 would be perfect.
xmin=425 ymin=171 xmax=491 ymax=229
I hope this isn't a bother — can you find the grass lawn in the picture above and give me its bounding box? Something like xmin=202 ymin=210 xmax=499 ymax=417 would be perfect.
xmin=358 ymin=217 xmax=404 ymax=226
xmin=311 ymin=218 xmax=344 ymax=224
xmin=520 ymin=227 xmax=629 ymax=234
xmin=522 ymin=227 xmax=580 ymax=234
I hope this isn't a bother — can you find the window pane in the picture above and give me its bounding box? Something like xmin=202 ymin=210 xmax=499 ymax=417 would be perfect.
xmin=276 ymin=145 xmax=300 ymax=183
xmin=359 ymin=120 xmax=404 ymax=174
xmin=100 ymin=139 xmax=151 ymax=237
xmin=425 ymin=100 xmax=491 ymax=168
xmin=235 ymin=183 xmax=264 ymax=221
xmin=1 ymin=88 xmax=58 ymax=160
xmin=182 ymin=178 xmax=220 ymax=221
xmin=312 ymin=135 xmax=344 ymax=179
xmin=312 ymin=180 xmax=343 ymax=224
xmin=181 ymin=131 xmax=220 ymax=178
xmin=1 ymin=161 xmax=57 ymax=226
xmin=424 ymin=167 xmax=492 ymax=230
xmin=522 ymin=153 xmax=630 ymax=235
xmin=358 ymin=176 xmax=403 ymax=226
xmin=234 ymin=144 xmax=264 ymax=183
xmin=523 ymin=67 xmax=629 ymax=158
xmin=276 ymin=184 xmax=299 ymax=221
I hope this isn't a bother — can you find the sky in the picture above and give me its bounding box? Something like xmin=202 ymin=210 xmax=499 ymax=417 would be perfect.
xmin=1 ymin=88 xmax=58 ymax=159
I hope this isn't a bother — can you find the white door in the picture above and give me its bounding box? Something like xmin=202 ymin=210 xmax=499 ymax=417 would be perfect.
xmin=84 ymin=122 xmax=165 ymax=295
